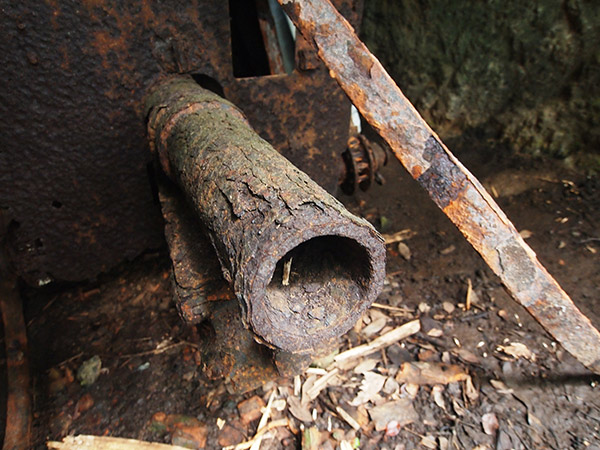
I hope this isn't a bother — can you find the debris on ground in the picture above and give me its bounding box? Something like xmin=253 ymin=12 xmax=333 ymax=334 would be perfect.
xmin=20 ymin=157 xmax=600 ymax=449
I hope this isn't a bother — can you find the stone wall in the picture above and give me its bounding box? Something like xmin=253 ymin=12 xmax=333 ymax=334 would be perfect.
xmin=362 ymin=0 xmax=600 ymax=164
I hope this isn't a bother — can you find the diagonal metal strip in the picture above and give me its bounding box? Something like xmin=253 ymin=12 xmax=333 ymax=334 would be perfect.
xmin=277 ymin=0 xmax=600 ymax=373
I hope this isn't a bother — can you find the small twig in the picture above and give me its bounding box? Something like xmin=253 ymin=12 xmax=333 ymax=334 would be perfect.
xmin=465 ymin=278 xmax=472 ymax=311
xmin=56 ymin=352 xmax=84 ymax=367
xmin=222 ymin=419 xmax=289 ymax=450
xmin=335 ymin=406 xmax=360 ymax=431
xmin=282 ymin=257 xmax=292 ymax=286
xmin=248 ymin=389 xmax=277 ymax=450
xmin=117 ymin=341 xmax=199 ymax=359
xmin=382 ymin=229 xmax=417 ymax=244
xmin=371 ymin=303 xmax=412 ymax=314
xmin=334 ymin=319 xmax=420 ymax=364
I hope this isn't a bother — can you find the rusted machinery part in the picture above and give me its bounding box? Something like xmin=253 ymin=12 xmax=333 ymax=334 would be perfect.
xmin=278 ymin=0 xmax=600 ymax=373
xmin=158 ymin=180 xmax=235 ymax=324
xmin=158 ymin=180 xmax=320 ymax=390
xmin=146 ymin=76 xmax=385 ymax=354
xmin=0 ymin=274 xmax=32 ymax=450
xmin=341 ymin=134 xmax=388 ymax=194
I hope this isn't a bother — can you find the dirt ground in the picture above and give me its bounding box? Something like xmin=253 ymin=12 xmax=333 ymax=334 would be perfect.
xmin=20 ymin=142 xmax=600 ymax=449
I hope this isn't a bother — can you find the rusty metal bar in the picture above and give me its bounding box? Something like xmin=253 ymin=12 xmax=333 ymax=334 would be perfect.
xmin=277 ymin=0 xmax=600 ymax=373
xmin=1 ymin=273 xmax=32 ymax=450
xmin=145 ymin=76 xmax=385 ymax=354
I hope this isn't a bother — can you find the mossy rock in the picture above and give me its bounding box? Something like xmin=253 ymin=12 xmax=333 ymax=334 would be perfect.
xmin=361 ymin=0 xmax=600 ymax=162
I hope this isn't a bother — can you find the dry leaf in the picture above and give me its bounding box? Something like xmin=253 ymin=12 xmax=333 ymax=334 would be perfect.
xmin=420 ymin=435 xmax=437 ymax=449
xmin=481 ymin=412 xmax=499 ymax=436
xmin=383 ymin=377 xmax=399 ymax=395
xmin=497 ymin=342 xmax=535 ymax=361
xmin=464 ymin=375 xmax=479 ymax=403
xmin=452 ymin=348 xmax=480 ymax=365
xmin=353 ymin=358 xmax=378 ymax=374
xmin=438 ymin=436 xmax=449 ymax=450
xmin=361 ymin=317 xmax=388 ymax=338
xmin=368 ymin=398 xmax=418 ymax=431
xmin=431 ymin=385 xmax=446 ymax=410
xmin=301 ymin=427 xmax=321 ymax=450
xmin=396 ymin=362 xmax=469 ymax=385
xmin=287 ymin=396 xmax=313 ymax=423
xmin=350 ymin=371 xmax=386 ymax=406
xmin=452 ymin=398 xmax=466 ymax=416
xmin=418 ymin=302 xmax=431 ymax=313
xmin=339 ymin=441 xmax=353 ymax=450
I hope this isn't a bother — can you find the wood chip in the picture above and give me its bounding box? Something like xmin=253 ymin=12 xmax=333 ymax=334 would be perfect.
xmin=47 ymin=436 xmax=190 ymax=449
xmin=397 ymin=242 xmax=411 ymax=260
xmin=334 ymin=320 xmax=420 ymax=365
xmin=335 ymin=406 xmax=361 ymax=431
xmin=238 ymin=396 xmax=265 ymax=425
xmin=222 ymin=419 xmax=290 ymax=450
xmin=369 ymin=398 xmax=418 ymax=431
xmin=396 ymin=362 xmax=469 ymax=385
xmin=440 ymin=245 xmax=456 ymax=255
xmin=482 ymin=412 xmax=499 ymax=436
xmin=360 ymin=317 xmax=388 ymax=338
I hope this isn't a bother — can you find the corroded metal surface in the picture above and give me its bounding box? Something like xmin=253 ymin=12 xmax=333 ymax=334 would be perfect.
xmin=146 ymin=76 xmax=385 ymax=354
xmin=279 ymin=0 xmax=600 ymax=373
xmin=1 ymin=273 xmax=32 ymax=450
xmin=341 ymin=134 xmax=388 ymax=194
xmin=159 ymin=181 xmax=277 ymax=393
xmin=0 ymin=0 xmax=362 ymax=285
xmin=158 ymin=180 xmax=236 ymax=324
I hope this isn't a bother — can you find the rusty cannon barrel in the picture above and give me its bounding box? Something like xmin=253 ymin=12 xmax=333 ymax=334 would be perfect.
xmin=145 ymin=76 xmax=385 ymax=354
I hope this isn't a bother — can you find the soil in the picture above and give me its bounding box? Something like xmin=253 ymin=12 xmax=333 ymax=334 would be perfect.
xmin=17 ymin=142 xmax=600 ymax=449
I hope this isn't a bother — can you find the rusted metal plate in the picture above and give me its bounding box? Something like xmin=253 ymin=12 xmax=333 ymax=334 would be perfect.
xmin=279 ymin=0 xmax=600 ymax=374
xmin=0 ymin=0 xmax=362 ymax=285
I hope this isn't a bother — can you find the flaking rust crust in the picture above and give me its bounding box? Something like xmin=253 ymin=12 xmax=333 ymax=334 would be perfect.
xmin=147 ymin=77 xmax=385 ymax=354
xmin=279 ymin=0 xmax=600 ymax=373
xmin=417 ymin=137 xmax=468 ymax=210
